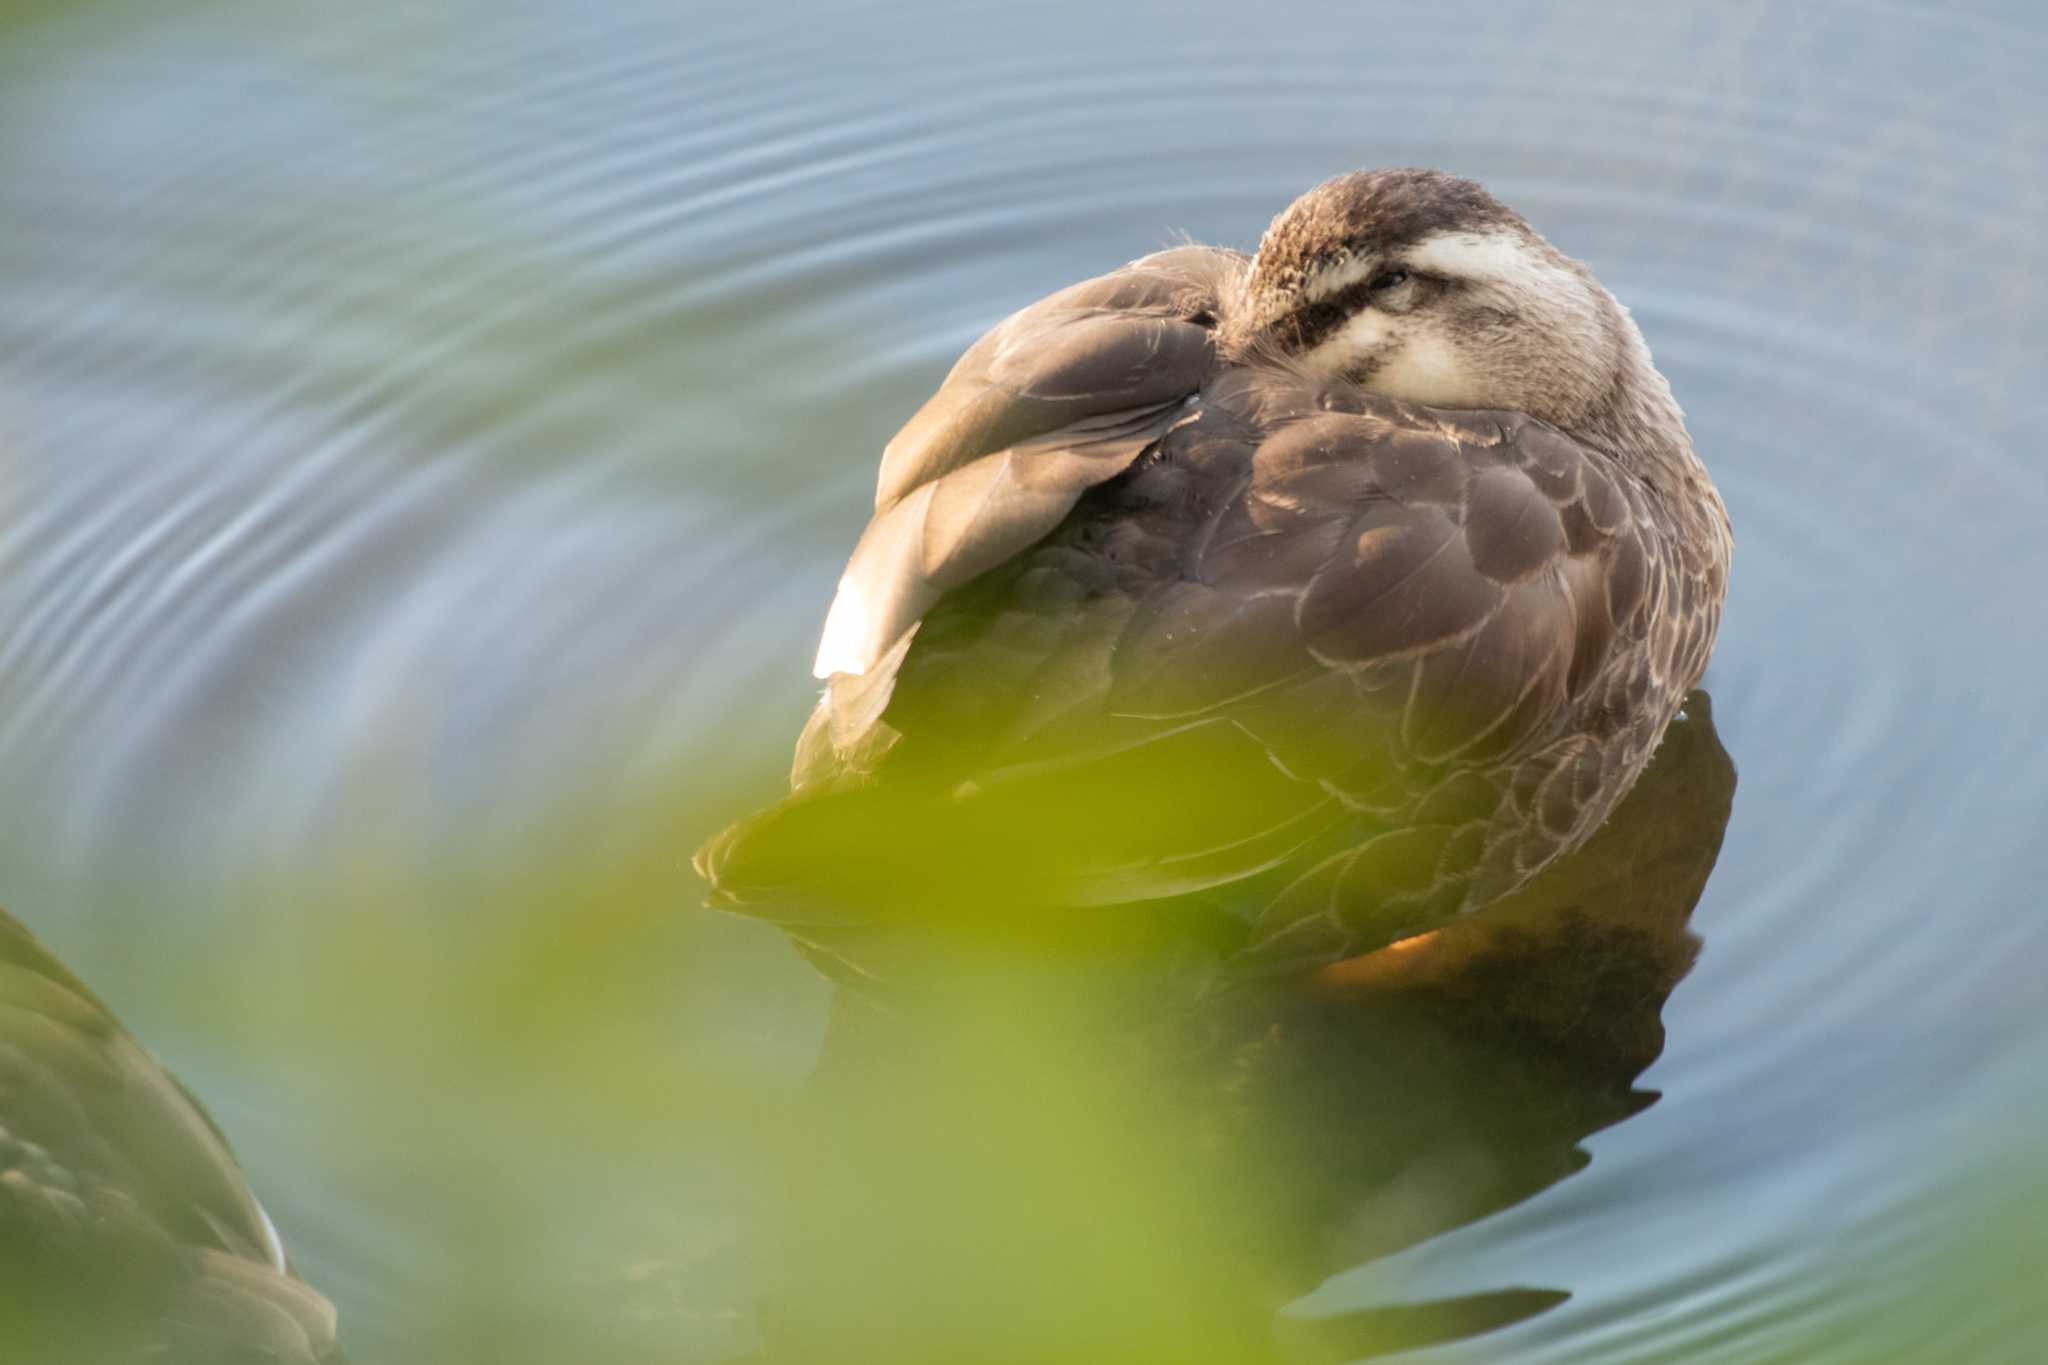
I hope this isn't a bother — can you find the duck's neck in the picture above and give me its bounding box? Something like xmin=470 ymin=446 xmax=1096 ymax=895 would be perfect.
xmin=1581 ymin=303 xmax=1687 ymax=461
xmin=1572 ymin=301 xmax=1731 ymax=547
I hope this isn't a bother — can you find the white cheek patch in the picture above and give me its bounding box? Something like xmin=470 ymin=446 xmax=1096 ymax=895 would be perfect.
xmin=1302 ymin=309 xmax=1479 ymax=407
xmin=1370 ymin=331 xmax=1481 ymax=408
xmin=1302 ymin=307 xmax=1391 ymax=373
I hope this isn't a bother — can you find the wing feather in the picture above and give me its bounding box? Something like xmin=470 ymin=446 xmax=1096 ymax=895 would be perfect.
xmin=815 ymin=246 xmax=1239 ymax=678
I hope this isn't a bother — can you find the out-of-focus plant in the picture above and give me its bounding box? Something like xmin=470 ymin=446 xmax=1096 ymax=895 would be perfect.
xmin=726 ymin=697 xmax=1739 ymax=1363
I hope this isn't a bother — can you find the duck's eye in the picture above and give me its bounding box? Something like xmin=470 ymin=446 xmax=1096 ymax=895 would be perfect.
xmin=1367 ymin=268 xmax=1410 ymax=292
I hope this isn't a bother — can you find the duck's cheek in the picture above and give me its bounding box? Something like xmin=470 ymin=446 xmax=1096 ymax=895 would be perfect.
xmin=1366 ymin=330 xmax=1481 ymax=409
xmin=1301 ymin=307 xmax=1393 ymax=379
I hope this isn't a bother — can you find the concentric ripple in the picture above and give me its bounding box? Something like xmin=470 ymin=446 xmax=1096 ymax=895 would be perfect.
xmin=2 ymin=0 xmax=2045 ymax=1359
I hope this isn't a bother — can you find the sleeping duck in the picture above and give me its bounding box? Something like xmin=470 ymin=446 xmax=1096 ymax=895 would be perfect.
xmin=698 ymin=168 xmax=1730 ymax=978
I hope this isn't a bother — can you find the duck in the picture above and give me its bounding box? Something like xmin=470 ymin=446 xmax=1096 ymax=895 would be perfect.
xmin=0 ymin=907 xmax=341 ymax=1362
xmin=697 ymin=168 xmax=1731 ymax=978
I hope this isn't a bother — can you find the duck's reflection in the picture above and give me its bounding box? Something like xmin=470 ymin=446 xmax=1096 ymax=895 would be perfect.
xmin=749 ymin=694 xmax=1734 ymax=1364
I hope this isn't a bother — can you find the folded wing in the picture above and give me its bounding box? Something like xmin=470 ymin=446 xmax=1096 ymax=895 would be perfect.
xmin=811 ymin=246 xmax=1238 ymax=679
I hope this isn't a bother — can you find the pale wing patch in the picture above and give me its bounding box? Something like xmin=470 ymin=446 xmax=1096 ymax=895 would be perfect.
xmin=813 ymin=578 xmax=873 ymax=677
xmin=813 ymin=482 xmax=941 ymax=678
xmin=254 ymin=1196 xmax=289 ymax=1273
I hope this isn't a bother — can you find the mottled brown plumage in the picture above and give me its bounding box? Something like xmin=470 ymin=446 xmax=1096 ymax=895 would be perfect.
xmin=0 ymin=909 xmax=340 ymax=1362
xmin=699 ymin=169 xmax=1730 ymax=974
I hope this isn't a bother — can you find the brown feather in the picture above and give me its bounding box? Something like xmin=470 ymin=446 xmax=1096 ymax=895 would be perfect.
xmin=703 ymin=176 xmax=1729 ymax=974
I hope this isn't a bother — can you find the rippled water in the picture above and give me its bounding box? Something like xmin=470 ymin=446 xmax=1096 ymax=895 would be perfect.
xmin=4 ymin=0 xmax=2045 ymax=1360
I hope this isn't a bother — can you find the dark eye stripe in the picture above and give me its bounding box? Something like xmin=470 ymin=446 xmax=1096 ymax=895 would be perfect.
xmin=1279 ymin=279 xmax=1377 ymax=352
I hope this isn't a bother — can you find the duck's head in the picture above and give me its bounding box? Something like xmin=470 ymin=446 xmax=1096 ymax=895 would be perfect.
xmin=1225 ymin=168 xmax=1680 ymax=454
